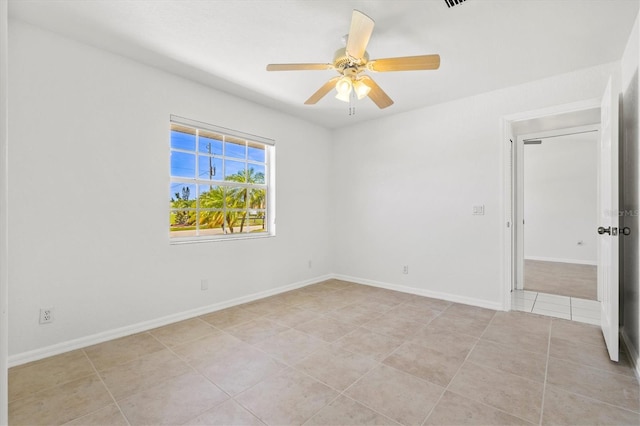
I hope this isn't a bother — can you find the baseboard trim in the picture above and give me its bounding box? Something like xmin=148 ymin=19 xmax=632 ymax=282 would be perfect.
xmin=621 ymin=328 xmax=640 ymax=381
xmin=331 ymin=274 xmax=503 ymax=311
xmin=524 ymin=256 xmax=596 ymax=266
xmin=8 ymin=274 xmax=332 ymax=367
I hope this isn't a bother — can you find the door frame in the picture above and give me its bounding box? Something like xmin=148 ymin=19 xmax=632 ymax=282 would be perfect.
xmin=1 ymin=1 xmax=8 ymax=424
xmin=500 ymin=98 xmax=602 ymax=311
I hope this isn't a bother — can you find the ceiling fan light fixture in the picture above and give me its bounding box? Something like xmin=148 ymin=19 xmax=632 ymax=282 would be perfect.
xmin=335 ymin=90 xmax=351 ymax=103
xmin=353 ymin=79 xmax=371 ymax=100
xmin=266 ymin=9 xmax=439 ymax=110
xmin=335 ymin=76 xmax=353 ymax=102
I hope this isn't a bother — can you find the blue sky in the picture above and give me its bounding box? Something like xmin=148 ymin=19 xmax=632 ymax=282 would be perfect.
xmin=170 ymin=129 xmax=265 ymax=202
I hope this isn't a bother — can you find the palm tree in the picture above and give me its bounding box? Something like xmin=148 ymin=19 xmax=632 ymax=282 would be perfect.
xmin=249 ymin=188 xmax=266 ymax=230
xmin=196 ymin=168 xmax=266 ymax=233
xmin=171 ymin=186 xmax=196 ymax=227
xmin=225 ymin=168 xmax=265 ymax=232
xmin=198 ymin=186 xmax=226 ymax=231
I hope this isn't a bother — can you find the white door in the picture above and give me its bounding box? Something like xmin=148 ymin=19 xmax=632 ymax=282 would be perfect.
xmin=598 ymin=76 xmax=619 ymax=362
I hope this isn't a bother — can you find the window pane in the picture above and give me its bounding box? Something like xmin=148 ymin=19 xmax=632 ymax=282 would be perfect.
xmin=198 ymin=210 xmax=225 ymax=234
xmin=249 ymin=188 xmax=266 ymax=209
xmin=225 ymin=160 xmax=246 ymax=181
xmin=248 ymin=164 xmax=265 ymax=184
xmin=199 ymin=131 xmax=223 ymax=156
xmin=248 ymin=211 xmax=267 ymax=233
xmin=226 ymin=187 xmax=247 ymax=210
xmin=223 ymin=210 xmax=245 ymax=234
xmin=170 ymin=210 xmax=196 ymax=236
xmin=225 ymin=137 xmax=246 ymax=159
xmin=171 ymin=125 xmax=196 ymax=151
xmin=198 ymin=184 xmax=224 ymax=209
xmin=170 ymin=151 xmax=195 ymax=178
xmin=170 ymin=183 xmax=196 ymax=208
xmin=197 ymin=156 xmax=222 ymax=181
xmin=248 ymin=142 xmax=265 ymax=163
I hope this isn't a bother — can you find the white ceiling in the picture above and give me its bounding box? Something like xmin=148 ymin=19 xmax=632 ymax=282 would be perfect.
xmin=8 ymin=0 xmax=640 ymax=129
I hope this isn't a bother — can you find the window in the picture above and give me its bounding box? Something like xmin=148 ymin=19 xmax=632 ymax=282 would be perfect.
xmin=169 ymin=116 xmax=274 ymax=241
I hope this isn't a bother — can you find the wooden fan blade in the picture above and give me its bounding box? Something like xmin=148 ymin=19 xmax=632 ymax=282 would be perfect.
xmin=346 ymin=10 xmax=375 ymax=61
xmin=266 ymin=63 xmax=334 ymax=71
xmin=305 ymin=77 xmax=341 ymax=105
xmin=360 ymin=75 xmax=393 ymax=109
xmin=368 ymin=54 xmax=440 ymax=72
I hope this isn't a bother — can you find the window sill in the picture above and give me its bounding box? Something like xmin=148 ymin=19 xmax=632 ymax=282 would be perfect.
xmin=169 ymin=233 xmax=275 ymax=245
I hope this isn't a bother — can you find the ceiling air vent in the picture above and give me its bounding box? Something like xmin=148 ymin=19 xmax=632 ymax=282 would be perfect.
xmin=444 ymin=0 xmax=466 ymax=7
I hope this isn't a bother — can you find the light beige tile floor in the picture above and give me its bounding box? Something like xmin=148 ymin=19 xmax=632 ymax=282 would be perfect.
xmin=8 ymin=280 xmax=640 ymax=426
xmin=524 ymin=260 xmax=597 ymax=300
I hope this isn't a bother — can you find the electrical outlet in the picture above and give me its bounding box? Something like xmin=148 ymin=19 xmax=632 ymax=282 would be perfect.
xmin=402 ymin=265 xmax=409 ymax=274
xmin=201 ymin=279 xmax=209 ymax=291
xmin=39 ymin=308 xmax=54 ymax=324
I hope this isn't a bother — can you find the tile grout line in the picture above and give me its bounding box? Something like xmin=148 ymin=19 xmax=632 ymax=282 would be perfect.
xmin=6 ymin=369 xmax=98 ymax=407
xmin=547 ymin=351 xmax=640 ymax=387
xmin=335 ymin=393 xmax=402 ymax=426
xmin=144 ymin=332 xmax=242 ymax=424
xmin=420 ymin=312 xmax=484 ymax=426
xmin=525 ymin=291 xmax=601 ymax=324
xmin=84 ymin=328 xmax=222 ymax=402
xmin=157 ymin=319 xmax=316 ymax=425
xmin=354 ymin=303 xmax=454 ymax=426
xmin=544 ymin=382 xmax=640 ymax=415
xmin=570 ymin=296 xmax=573 ymax=320
xmin=212 ymin=285 xmax=457 ymax=425
xmin=295 ymin=362 xmax=405 ymax=426
xmin=337 ymin=364 xmax=416 ymax=426
xmin=211 ymin=312 xmax=366 ymax=424
xmin=531 ymin=292 xmax=538 ymax=313
xmin=476 ymin=312 xmax=538 ymax=422
xmin=418 ymin=312 xmax=539 ymax=426
xmin=328 ymin=302 xmax=447 ymax=425
xmin=538 ymin=318 xmax=553 ymax=425
xmin=79 ymin=349 xmax=132 ymax=426
xmin=298 ymin=392 xmax=344 ymax=426
xmin=445 ymin=312 xmax=535 ymax=425
xmin=227 ymin=310 xmax=400 ymax=425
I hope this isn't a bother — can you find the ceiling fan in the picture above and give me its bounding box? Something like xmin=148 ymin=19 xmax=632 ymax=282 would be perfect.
xmin=266 ymin=9 xmax=440 ymax=109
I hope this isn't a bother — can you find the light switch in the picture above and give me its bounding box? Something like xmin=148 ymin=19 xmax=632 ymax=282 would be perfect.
xmin=472 ymin=205 xmax=485 ymax=215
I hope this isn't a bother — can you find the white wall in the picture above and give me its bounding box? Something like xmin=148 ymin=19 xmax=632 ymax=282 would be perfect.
xmin=331 ymin=61 xmax=618 ymax=308
xmin=621 ymin=11 xmax=640 ymax=375
xmin=7 ymin=20 xmax=333 ymax=358
xmin=523 ymin=132 xmax=598 ymax=264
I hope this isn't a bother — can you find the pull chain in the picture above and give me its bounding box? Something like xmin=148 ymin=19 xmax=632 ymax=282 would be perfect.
xmin=348 ymin=89 xmax=356 ymax=116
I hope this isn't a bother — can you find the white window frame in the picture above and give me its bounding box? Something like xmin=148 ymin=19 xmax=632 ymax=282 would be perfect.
xmin=169 ymin=115 xmax=275 ymax=244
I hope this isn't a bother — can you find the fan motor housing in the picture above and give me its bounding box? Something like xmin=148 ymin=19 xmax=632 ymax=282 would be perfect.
xmin=333 ymin=48 xmax=368 ymax=74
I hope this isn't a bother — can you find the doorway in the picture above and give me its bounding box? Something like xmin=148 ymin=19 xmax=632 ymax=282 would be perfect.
xmin=514 ymin=125 xmax=601 ymax=323
xmin=502 ymin=77 xmax=621 ymax=362
xmin=501 ymin=99 xmax=603 ymax=324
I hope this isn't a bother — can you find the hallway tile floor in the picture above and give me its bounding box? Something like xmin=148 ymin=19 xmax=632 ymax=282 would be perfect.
xmin=8 ymin=281 xmax=639 ymax=425
xmin=512 ymin=290 xmax=601 ymax=325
